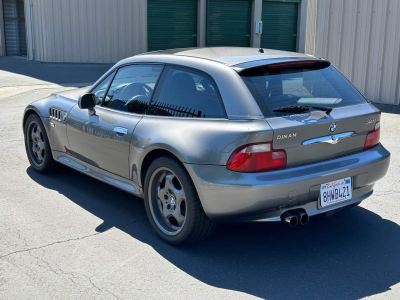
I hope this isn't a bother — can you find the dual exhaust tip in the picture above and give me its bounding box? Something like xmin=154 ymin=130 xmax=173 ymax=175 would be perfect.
xmin=281 ymin=210 xmax=309 ymax=227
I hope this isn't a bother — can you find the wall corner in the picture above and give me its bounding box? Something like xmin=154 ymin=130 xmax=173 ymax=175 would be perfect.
xmin=297 ymin=0 xmax=308 ymax=53
xmin=251 ymin=0 xmax=262 ymax=48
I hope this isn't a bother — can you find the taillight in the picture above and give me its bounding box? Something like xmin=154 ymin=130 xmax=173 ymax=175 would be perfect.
xmin=226 ymin=142 xmax=287 ymax=172
xmin=364 ymin=121 xmax=380 ymax=150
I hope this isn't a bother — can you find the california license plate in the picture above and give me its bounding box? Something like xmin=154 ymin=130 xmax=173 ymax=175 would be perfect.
xmin=320 ymin=178 xmax=352 ymax=208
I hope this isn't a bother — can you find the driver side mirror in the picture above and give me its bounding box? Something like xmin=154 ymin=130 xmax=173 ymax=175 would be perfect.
xmin=78 ymin=93 xmax=96 ymax=115
xmin=78 ymin=93 xmax=96 ymax=109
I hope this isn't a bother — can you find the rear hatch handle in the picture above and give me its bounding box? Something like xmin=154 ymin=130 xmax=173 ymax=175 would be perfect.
xmin=302 ymin=131 xmax=356 ymax=145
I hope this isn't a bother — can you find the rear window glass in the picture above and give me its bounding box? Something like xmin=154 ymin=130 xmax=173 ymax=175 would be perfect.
xmin=241 ymin=65 xmax=367 ymax=117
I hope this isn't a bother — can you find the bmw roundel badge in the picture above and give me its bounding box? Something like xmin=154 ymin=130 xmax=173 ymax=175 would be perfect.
xmin=330 ymin=123 xmax=337 ymax=133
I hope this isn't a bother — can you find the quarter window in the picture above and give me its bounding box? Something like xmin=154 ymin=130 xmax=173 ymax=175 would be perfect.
xmin=103 ymin=64 xmax=163 ymax=114
xmin=148 ymin=66 xmax=226 ymax=118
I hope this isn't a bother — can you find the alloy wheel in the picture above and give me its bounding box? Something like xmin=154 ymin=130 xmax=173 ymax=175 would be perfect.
xmin=27 ymin=121 xmax=46 ymax=167
xmin=148 ymin=167 xmax=187 ymax=235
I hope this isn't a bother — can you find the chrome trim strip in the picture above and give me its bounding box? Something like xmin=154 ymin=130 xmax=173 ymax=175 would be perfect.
xmin=302 ymin=131 xmax=356 ymax=145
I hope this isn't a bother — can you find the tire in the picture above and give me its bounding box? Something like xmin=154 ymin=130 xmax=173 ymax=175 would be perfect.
xmin=144 ymin=157 xmax=216 ymax=245
xmin=24 ymin=114 xmax=56 ymax=173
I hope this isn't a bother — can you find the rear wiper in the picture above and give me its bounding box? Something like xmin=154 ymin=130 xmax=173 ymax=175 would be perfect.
xmin=273 ymin=105 xmax=333 ymax=115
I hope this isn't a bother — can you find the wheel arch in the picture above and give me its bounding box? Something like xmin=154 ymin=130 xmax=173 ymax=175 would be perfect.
xmin=22 ymin=107 xmax=41 ymax=130
xmin=139 ymin=148 xmax=183 ymax=189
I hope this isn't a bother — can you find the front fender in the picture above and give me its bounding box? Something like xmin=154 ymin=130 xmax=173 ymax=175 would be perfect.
xmin=23 ymin=94 xmax=78 ymax=152
xmin=22 ymin=105 xmax=43 ymax=130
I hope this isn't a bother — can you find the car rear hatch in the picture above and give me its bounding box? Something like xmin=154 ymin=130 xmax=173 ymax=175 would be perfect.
xmin=239 ymin=59 xmax=381 ymax=167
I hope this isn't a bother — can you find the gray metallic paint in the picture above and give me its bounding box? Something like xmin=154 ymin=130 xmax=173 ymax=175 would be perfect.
xmin=23 ymin=48 xmax=391 ymax=222
xmin=66 ymin=105 xmax=142 ymax=179
xmin=266 ymin=103 xmax=381 ymax=167
xmin=53 ymin=152 xmax=141 ymax=195
xmin=130 ymin=117 xmax=274 ymax=186
xmin=141 ymin=47 xmax=316 ymax=66
xmin=184 ymin=144 xmax=390 ymax=220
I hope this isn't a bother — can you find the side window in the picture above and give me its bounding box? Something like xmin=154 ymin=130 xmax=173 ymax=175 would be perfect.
xmin=103 ymin=64 xmax=163 ymax=114
xmin=92 ymin=71 xmax=115 ymax=105
xmin=149 ymin=66 xmax=226 ymax=118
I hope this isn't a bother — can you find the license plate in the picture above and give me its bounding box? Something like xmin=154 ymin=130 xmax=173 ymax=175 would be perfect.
xmin=320 ymin=178 xmax=352 ymax=208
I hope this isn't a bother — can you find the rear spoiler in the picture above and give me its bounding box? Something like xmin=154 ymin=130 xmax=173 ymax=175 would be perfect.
xmin=233 ymin=58 xmax=331 ymax=76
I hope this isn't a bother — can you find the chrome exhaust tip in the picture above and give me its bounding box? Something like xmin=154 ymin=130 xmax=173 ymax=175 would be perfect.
xmin=293 ymin=210 xmax=309 ymax=225
xmin=281 ymin=213 xmax=298 ymax=227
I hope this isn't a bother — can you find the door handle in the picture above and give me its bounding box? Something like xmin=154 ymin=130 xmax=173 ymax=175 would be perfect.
xmin=114 ymin=127 xmax=128 ymax=136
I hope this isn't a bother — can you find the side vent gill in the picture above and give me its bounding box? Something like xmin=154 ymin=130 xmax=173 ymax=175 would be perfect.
xmin=49 ymin=108 xmax=64 ymax=122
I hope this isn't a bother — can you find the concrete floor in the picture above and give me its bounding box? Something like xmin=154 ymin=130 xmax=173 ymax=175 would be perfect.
xmin=0 ymin=57 xmax=399 ymax=299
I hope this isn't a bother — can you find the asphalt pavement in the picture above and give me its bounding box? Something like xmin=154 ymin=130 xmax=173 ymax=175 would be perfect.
xmin=0 ymin=57 xmax=399 ymax=300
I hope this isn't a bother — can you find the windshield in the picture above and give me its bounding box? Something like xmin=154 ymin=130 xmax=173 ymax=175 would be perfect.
xmin=241 ymin=65 xmax=367 ymax=117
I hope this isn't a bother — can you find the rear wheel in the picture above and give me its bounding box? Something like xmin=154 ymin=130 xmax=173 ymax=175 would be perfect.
xmin=144 ymin=157 xmax=216 ymax=245
xmin=24 ymin=114 xmax=56 ymax=173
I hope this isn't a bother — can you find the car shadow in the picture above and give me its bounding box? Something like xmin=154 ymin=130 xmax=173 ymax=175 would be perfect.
xmin=27 ymin=166 xmax=400 ymax=299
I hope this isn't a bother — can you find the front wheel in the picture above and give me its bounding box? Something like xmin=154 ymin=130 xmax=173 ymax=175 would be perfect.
xmin=24 ymin=114 xmax=56 ymax=173
xmin=144 ymin=157 xmax=216 ymax=245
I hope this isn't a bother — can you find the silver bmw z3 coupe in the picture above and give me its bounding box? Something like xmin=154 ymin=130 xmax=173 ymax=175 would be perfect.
xmin=23 ymin=47 xmax=390 ymax=245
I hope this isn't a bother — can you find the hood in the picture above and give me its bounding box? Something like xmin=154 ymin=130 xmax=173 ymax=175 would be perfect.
xmin=54 ymin=86 xmax=91 ymax=100
xmin=25 ymin=86 xmax=91 ymax=119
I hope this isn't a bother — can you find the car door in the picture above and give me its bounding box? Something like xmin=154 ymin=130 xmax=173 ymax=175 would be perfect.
xmin=66 ymin=64 xmax=164 ymax=179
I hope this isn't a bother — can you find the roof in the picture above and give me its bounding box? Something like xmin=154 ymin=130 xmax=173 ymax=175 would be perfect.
xmin=139 ymin=47 xmax=317 ymax=66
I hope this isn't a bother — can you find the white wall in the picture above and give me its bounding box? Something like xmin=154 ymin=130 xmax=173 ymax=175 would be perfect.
xmin=305 ymin=0 xmax=317 ymax=55
xmin=23 ymin=0 xmax=309 ymax=63
xmin=25 ymin=0 xmax=148 ymax=63
xmin=311 ymin=0 xmax=400 ymax=105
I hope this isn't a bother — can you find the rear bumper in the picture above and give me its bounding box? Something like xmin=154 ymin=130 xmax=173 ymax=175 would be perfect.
xmin=184 ymin=144 xmax=390 ymax=221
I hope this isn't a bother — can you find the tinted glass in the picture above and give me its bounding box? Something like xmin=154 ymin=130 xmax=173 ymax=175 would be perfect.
xmin=103 ymin=65 xmax=163 ymax=114
xmin=149 ymin=66 xmax=225 ymax=118
xmin=92 ymin=71 xmax=115 ymax=105
xmin=242 ymin=65 xmax=367 ymax=117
